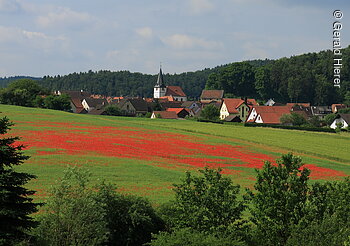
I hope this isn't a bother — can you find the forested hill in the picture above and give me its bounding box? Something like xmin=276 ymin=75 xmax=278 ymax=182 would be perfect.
xmin=206 ymin=46 xmax=350 ymax=105
xmin=37 ymin=59 xmax=271 ymax=99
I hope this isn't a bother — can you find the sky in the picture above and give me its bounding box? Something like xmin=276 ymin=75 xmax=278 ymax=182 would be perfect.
xmin=0 ymin=0 xmax=349 ymax=77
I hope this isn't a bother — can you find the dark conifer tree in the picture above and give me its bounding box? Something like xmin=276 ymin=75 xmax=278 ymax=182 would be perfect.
xmin=0 ymin=117 xmax=38 ymax=245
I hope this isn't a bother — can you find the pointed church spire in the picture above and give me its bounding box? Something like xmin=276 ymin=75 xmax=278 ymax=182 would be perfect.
xmin=155 ymin=66 xmax=166 ymax=88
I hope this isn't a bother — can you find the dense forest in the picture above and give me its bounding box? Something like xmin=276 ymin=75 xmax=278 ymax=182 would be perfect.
xmin=1 ymin=46 xmax=349 ymax=104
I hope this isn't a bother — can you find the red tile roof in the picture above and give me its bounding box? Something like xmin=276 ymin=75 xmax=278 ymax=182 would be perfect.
xmin=200 ymin=90 xmax=224 ymax=99
xmin=286 ymin=103 xmax=310 ymax=108
xmin=223 ymin=98 xmax=257 ymax=114
xmin=166 ymin=86 xmax=186 ymax=97
xmin=152 ymin=111 xmax=178 ymax=119
xmin=253 ymin=106 xmax=291 ymax=124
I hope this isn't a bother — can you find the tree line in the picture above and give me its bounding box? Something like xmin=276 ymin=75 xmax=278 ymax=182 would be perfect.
xmin=1 ymin=117 xmax=349 ymax=246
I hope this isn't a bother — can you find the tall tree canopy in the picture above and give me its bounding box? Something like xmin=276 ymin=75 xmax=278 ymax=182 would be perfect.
xmin=0 ymin=117 xmax=39 ymax=245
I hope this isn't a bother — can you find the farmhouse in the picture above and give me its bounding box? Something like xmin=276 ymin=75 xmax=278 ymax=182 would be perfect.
xmin=118 ymin=98 xmax=149 ymax=116
xmin=220 ymin=98 xmax=257 ymax=122
xmin=330 ymin=114 xmax=350 ymax=129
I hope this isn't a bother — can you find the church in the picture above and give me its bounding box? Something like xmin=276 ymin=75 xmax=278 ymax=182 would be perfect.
xmin=153 ymin=67 xmax=187 ymax=102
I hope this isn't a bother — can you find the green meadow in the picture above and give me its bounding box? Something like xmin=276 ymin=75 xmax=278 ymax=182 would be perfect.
xmin=1 ymin=104 xmax=349 ymax=204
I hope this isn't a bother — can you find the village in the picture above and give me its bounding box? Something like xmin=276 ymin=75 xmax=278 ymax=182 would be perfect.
xmin=54 ymin=67 xmax=350 ymax=130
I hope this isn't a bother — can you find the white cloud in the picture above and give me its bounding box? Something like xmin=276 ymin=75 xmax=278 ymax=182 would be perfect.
xmin=0 ymin=25 xmax=68 ymax=52
xmin=0 ymin=0 xmax=20 ymax=13
xmin=162 ymin=34 xmax=222 ymax=50
xmin=36 ymin=7 xmax=94 ymax=29
xmin=188 ymin=0 xmax=214 ymax=14
xmin=136 ymin=27 xmax=153 ymax=39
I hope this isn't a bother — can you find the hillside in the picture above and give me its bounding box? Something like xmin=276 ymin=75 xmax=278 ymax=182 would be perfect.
xmin=1 ymin=104 xmax=349 ymax=203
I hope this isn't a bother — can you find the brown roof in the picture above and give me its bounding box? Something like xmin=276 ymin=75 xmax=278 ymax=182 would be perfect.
xmin=60 ymin=90 xmax=91 ymax=99
xmin=253 ymin=106 xmax=291 ymax=124
xmin=159 ymin=101 xmax=183 ymax=109
xmin=338 ymin=114 xmax=350 ymax=124
xmin=166 ymin=86 xmax=186 ymax=97
xmin=200 ymin=90 xmax=224 ymax=99
xmin=84 ymin=98 xmax=108 ymax=107
xmin=152 ymin=111 xmax=178 ymax=119
xmin=287 ymin=103 xmax=311 ymax=108
xmin=117 ymin=98 xmax=149 ymax=112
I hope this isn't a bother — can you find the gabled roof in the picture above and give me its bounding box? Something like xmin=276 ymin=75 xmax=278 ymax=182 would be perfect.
xmin=166 ymin=86 xmax=186 ymax=97
xmin=166 ymin=108 xmax=190 ymax=115
xmin=152 ymin=111 xmax=178 ymax=119
xmin=200 ymin=90 xmax=224 ymax=99
xmin=60 ymin=90 xmax=91 ymax=99
xmin=119 ymin=98 xmax=148 ymax=111
xmin=337 ymin=114 xmax=350 ymax=124
xmin=84 ymin=98 xmax=108 ymax=107
xmin=287 ymin=103 xmax=311 ymax=108
xmin=71 ymin=98 xmax=83 ymax=108
xmin=252 ymin=106 xmax=291 ymax=124
xmin=223 ymin=98 xmax=257 ymax=114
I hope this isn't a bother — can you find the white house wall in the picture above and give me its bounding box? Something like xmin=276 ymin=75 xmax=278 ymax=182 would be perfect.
xmin=220 ymin=103 xmax=229 ymax=120
xmin=330 ymin=118 xmax=349 ymax=129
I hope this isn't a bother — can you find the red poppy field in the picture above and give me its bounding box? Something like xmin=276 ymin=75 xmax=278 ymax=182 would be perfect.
xmin=2 ymin=105 xmax=350 ymax=203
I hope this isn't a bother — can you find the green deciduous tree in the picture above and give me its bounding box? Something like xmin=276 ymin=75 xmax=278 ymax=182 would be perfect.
xmin=35 ymin=167 xmax=108 ymax=246
xmin=42 ymin=94 xmax=71 ymax=111
xmin=95 ymin=183 xmax=165 ymax=246
xmin=0 ymin=117 xmax=39 ymax=245
xmin=0 ymin=79 xmax=48 ymax=107
xmin=246 ymin=153 xmax=310 ymax=246
xmin=280 ymin=113 xmax=307 ymax=126
xmin=168 ymin=167 xmax=245 ymax=235
xmin=200 ymin=104 xmax=220 ymax=121
xmin=149 ymin=228 xmax=246 ymax=246
xmin=287 ymin=178 xmax=350 ymax=246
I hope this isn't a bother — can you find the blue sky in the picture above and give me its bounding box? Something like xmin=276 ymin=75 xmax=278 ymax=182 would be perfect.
xmin=0 ymin=0 xmax=349 ymax=77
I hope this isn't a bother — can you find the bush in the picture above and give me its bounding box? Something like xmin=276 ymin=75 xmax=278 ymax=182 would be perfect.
xmin=149 ymin=228 xmax=246 ymax=246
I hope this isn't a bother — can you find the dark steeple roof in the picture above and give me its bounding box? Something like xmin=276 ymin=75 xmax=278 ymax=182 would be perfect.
xmin=155 ymin=67 xmax=166 ymax=88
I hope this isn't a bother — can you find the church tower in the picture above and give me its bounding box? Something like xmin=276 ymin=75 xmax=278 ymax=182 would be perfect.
xmin=153 ymin=66 xmax=167 ymax=98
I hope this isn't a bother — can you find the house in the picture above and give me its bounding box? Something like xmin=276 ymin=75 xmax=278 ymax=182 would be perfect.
xmin=200 ymin=90 xmax=224 ymax=104
xmin=153 ymin=67 xmax=187 ymax=101
xmin=220 ymin=98 xmax=257 ymax=122
xmin=330 ymin=114 xmax=350 ymax=129
xmin=118 ymin=98 xmax=149 ymax=116
xmin=246 ymin=106 xmax=291 ymax=124
xmin=287 ymin=103 xmax=311 ymax=108
xmin=56 ymin=90 xmax=91 ymax=113
xmin=181 ymin=101 xmax=201 ymax=115
xmin=159 ymin=101 xmax=183 ymax=110
xmin=165 ymin=86 xmax=187 ymax=102
xmin=151 ymin=111 xmax=178 ymax=119
xmin=70 ymin=98 xmax=87 ymax=114
xmin=310 ymin=106 xmax=332 ymax=119
xmin=82 ymin=98 xmax=108 ymax=112
xmin=332 ymin=104 xmax=347 ymax=113
xmin=166 ymin=108 xmax=190 ymax=118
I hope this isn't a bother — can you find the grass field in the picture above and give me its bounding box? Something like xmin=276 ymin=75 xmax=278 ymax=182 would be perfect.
xmin=1 ymin=104 xmax=349 ymax=204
